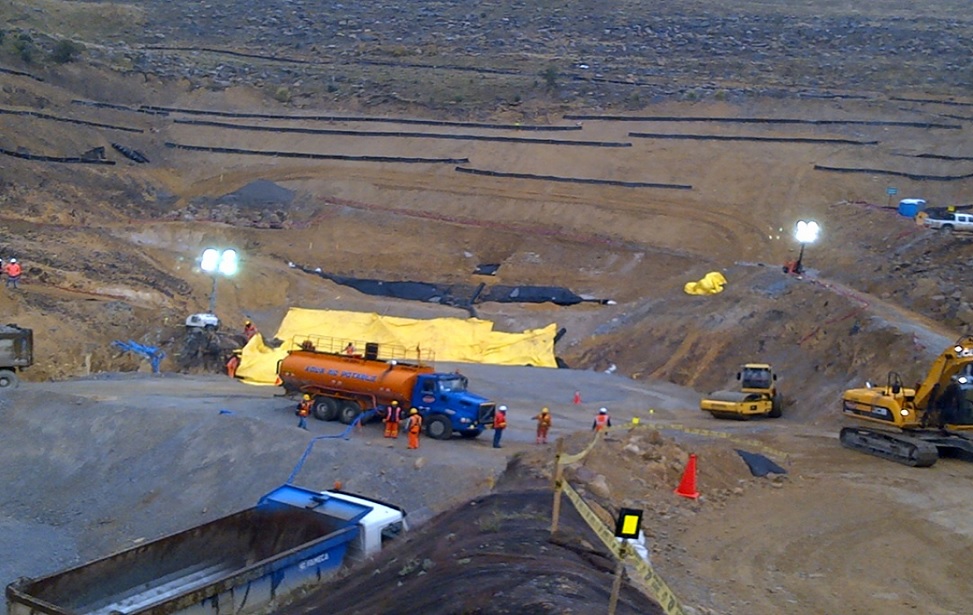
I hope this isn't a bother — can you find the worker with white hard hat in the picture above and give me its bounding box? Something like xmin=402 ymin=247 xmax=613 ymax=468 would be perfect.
xmin=592 ymin=407 xmax=611 ymax=432
xmin=4 ymin=258 xmax=22 ymax=290
xmin=493 ymin=405 xmax=508 ymax=449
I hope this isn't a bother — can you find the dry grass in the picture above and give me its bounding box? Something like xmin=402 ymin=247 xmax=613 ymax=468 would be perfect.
xmin=0 ymin=0 xmax=146 ymax=42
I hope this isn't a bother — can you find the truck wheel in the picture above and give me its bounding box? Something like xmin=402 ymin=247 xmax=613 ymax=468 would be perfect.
xmin=426 ymin=415 xmax=453 ymax=440
xmin=769 ymin=392 xmax=783 ymax=418
xmin=338 ymin=401 xmax=362 ymax=425
xmin=941 ymin=224 xmax=954 ymax=234
xmin=313 ymin=397 xmax=338 ymax=421
xmin=0 ymin=370 xmax=18 ymax=389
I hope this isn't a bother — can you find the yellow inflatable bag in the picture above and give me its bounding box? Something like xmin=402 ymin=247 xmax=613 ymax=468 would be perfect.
xmin=684 ymin=271 xmax=727 ymax=295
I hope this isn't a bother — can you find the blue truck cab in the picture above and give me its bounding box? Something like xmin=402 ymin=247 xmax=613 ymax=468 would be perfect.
xmin=412 ymin=372 xmax=496 ymax=440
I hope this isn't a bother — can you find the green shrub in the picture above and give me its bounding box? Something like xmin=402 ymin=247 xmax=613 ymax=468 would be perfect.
xmin=541 ymin=66 xmax=558 ymax=91
xmin=274 ymin=86 xmax=291 ymax=103
xmin=13 ymin=37 xmax=34 ymax=64
xmin=50 ymin=39 xmax=84 ymax=64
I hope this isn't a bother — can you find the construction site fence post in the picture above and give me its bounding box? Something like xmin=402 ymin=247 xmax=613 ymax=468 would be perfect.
xmin=550 ymin=437 xmax=565 ymax=534
xmin=608 ymin=540 xmax=627 ymax=615
xmin=551 ymin=427 xmax=687 ymax=615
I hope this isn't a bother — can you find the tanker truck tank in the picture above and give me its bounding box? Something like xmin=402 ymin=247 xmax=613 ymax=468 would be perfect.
xmin=277 ymin=336 xmax=496 ymax=440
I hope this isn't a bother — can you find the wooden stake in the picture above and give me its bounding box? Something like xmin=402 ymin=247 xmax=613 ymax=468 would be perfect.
xmin=608 ymin=541 xmax=627 ymax=615
xmin=550 ymin=437 xmax=565 ymax=534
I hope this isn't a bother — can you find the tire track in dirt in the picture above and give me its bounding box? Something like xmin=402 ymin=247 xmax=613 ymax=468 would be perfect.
xmin=321 ymin=167 xmax=771 ymax=256
xmin=675 ymin=441 xmax=973 ymax=615
xmin=648 ymin=330 xmax=700 ymax=381
xmin=810 ymin=276 xmax=954 ymax=353
xmin=175 ymin=162 xmax=770 ymax=263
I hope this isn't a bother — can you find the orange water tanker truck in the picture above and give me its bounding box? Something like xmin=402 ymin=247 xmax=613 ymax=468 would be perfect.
xmin=277 ymin=337 xmax=496 ymax=440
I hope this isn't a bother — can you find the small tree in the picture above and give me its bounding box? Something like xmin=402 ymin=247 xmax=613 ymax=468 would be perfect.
xmin=50 ymin=39 xmax=84 ymax=64
xmin=13 ymin=36 xmax=34 ymax=64
xmin=541 ymin=66 xmax=558 ymax=91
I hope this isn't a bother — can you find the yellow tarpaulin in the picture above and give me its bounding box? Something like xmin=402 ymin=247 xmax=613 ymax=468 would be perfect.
xmin=236 ymin=307 xmax=558 ymax=385
xmin=683 ymin=271 xmax=727 ymax=295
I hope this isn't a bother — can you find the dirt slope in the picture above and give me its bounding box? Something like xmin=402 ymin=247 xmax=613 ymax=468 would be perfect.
xmin=2 ymin=1 xmax=973 ymax=613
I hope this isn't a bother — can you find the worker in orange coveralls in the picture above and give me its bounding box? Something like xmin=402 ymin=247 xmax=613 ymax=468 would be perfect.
xmin=406 ymin=408 xmax=423 ymax=449
xmin=533 ymin=407 xmax=552 ymax=444
xmin=383 ymin=401 xmax=402 ymax=439
xmin=243 ymin=320 xmax=257 ymax=340
xmin=492 ymin=405 xmax=508 ymax=448
xmin=225 ymin=351 xmax=241 ymax=378
xmin=297 ymin=394 xmax=312 ymax=430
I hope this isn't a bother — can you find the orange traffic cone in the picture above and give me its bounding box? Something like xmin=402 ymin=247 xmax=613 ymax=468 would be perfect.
xmin=573 ymin=390 xmax=582 ymax=404
xmin=674 ymin=453 xmax=700 ymax=499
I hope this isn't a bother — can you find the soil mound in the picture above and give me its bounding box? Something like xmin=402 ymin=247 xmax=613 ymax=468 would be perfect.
xmin=284 ymin=485 xmax=665 ymax=615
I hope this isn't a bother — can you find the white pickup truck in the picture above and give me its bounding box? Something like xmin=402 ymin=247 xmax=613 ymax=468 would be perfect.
xmin=921 ymin=210 xmax=973 ymax=233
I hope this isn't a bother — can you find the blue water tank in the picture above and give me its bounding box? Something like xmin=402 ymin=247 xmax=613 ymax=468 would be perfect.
xmin=898 ymin=198 xmax=926 ymax=218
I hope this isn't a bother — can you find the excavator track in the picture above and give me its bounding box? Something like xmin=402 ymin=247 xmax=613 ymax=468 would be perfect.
xmin=839 ymin=427 xmax=940 ymax=467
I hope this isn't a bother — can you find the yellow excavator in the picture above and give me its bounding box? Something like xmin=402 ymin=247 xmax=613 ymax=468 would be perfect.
xmin=700 ymin=363 xmax=782 ymax=420
xmin=841 ymin=336 xmax=973 ymax=467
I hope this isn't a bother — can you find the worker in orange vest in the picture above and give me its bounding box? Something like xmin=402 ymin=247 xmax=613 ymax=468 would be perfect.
xmin=243 ymin=320 xmax=257 ymax=340
xmin=4 ymin=258 xmax=22 ymax=289
xmin=383 ymin=401 xmax=403 ymax=438
xmin=406 ymin=408 xmax=423 ymax=449
xmin=225 ymin=351 xmax=241 ymax=378
xmin=592 ymin=407 xmax=612 ymax=432
xmin=492 ymin=405 xmax=508 ymax=448
xmin=533 ymin=407 xmax=552 ymax=444
xmin=297 ymin=394 xmax=312 ymax=430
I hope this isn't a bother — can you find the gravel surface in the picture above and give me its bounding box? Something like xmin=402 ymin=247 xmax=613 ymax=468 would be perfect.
xmin=0 ymin=366 xmax=699 ymax=614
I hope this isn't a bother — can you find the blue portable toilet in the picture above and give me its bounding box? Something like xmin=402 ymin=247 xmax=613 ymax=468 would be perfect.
xmin=898 ymin=198 xmax=926 ymax=218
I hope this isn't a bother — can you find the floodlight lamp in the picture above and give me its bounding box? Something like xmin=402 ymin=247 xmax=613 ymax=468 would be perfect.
xmin=794 ymin=220 xmax=820 ymax=244
xmin=200 ymin=248 xmax=220 ymax=273
xmin=218 ymin=249 xmax=239 ymax=276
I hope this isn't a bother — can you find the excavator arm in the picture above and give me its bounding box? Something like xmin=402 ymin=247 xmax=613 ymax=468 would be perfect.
xmin=840 ymin=336 xmax=973 ymax=467
xmin=911 ymin=336 xmax=973 ymax=416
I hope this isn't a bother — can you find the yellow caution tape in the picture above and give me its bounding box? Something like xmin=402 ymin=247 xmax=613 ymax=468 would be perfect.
xmin=561 ymin=482 xmax=686 ymax=615
xmin=562 ymin=484 xmax=687 ymax=613
xmin=640 ymin=423 xmax=790 ymax=460
xmin=559 ymin=431 xmax=603 ymax=465
xmin=557 ymin=423 xmax=787 ymax=465
xmin=550 ymin=420 xmax=784 ymax=614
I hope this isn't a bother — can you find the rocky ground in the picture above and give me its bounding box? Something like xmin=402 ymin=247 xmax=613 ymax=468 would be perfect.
xmin=1 ymin=0 xmax=973 ymax=613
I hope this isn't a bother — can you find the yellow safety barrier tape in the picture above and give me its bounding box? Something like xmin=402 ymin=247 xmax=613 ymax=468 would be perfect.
xmin=637 ymin=422 xmax=790 ymax=460
xmin=559 ymin=431 xmax=603 ymax=465
xmin=561 ymin=482 xmax=686 ymax=615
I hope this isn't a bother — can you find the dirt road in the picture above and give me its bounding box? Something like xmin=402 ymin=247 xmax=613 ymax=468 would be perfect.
xmin=0 ymin=365 xmax=970 ymax=614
